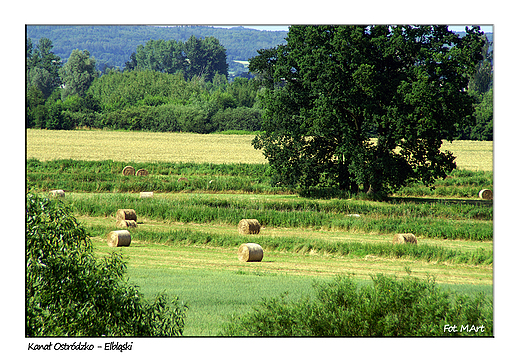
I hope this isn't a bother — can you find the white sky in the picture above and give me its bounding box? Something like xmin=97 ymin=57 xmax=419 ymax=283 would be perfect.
xmin=217 ymin=25 xmax=493 ymax=33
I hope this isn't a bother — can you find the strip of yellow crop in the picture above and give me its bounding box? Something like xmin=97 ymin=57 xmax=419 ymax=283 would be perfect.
xmin=441 ymin=140 xmax=493 ymax=172
xmin=26 ymin=129 xmax=267 ymax=164
xmin=26 ymin=129 xmax=493 ymax=170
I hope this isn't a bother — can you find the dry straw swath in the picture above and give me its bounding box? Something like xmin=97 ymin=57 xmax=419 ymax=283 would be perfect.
xmin=238 ymin=243 xmax=264 ymax=262
xmin=136 ymin=169 xmax=149 ymax=176
xmin=392 ymin=233 xmax=418 ymax=244
xmin=122 ymin=166 xmax=135 ymax=176
xmin=140 ymin=192 xmax=154 ymax=198
xmin=49 ymin=189 xmax=65 ymax=197
xmin=238 ymin=219 xmax=261 ymax=235
xmin=116 ymin=209 xmax=137 ymax=222
xmin=107 ymin=230 xmax=132 ymax=247
xmin=479 ymin=189 xmax=493 ymax=200
xmin=116 ymin=220 xmax=137 ymax=228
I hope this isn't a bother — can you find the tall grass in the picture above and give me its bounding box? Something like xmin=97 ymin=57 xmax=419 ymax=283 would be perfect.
xmin=27 ymin=159 xmax=493 ymax=199
xmin=68 ymin=192 xmax=493 ymax=241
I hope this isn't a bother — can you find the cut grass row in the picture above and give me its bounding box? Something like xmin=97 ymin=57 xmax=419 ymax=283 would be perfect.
xmin=67 ymin=192 xmax=493 ymax=241
xmin=27 ymin=158 xmax=493 ymax=199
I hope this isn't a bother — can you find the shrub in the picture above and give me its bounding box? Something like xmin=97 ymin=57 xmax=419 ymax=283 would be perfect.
xmin=212 ymin=107 xmax=262 ymax=132
xmin=26 ymin=193 xmax=187 ymax=336
xmin=222 ymin=274 xmax=493 ymax=336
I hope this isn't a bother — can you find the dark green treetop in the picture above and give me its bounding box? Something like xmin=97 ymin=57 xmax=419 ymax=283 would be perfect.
xmin=250 ymin=25 xmax=485 ymax=194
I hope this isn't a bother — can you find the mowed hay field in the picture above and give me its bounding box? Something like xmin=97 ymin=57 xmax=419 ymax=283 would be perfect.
xmin=26 ymin=129 xmax=493 ymax=336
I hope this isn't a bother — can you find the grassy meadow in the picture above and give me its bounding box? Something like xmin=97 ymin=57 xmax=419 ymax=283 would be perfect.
xmin=26 ymin=128 xmax=494 ymax=336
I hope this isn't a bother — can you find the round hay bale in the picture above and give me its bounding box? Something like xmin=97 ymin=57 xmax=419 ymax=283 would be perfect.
xmin=122 ymin=166 xmax=135 ymax=176
xmin=238 ymin=243 xmax=264 ymax=262
xmin=49 ymin=189 xmax=65 ymax=197
xmin=479 ymin=189 xmax=493 ymax=200
xmin=116 ymin=220 xmax=137 ymax=228
xmin=136 ymin=169 xmax=149 ymax=176
xmin=140 ymin=192 xmax=154 ymax=198
xmin=392 ymin=233 xmax=418 ymax=245
xmin=116 ymin=209 xmax=137 ymax=222
xmin=107 ymin=230 xmax=132 ymax=247
xmin=238 ymin=219 xmax=261 ymax=235
xmin=177 ymin=177 xmax=189 ymax=183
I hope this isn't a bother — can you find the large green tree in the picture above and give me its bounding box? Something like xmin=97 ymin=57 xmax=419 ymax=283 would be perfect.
xmin=130 ymin=36 xmax=228 ymax=80
xmin=26 ymin=37 xmax=62 ymax=98
xmin=250 ymin=25 xmax=485 ymax=194
xmin=59 ymin=49 xmax=99 ymax=98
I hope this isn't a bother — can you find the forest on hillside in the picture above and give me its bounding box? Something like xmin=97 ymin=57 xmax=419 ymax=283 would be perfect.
xmin=26 ymin=25 xmax=289 ymax=77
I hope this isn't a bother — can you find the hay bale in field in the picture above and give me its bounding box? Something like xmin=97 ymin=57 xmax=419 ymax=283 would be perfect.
xmin=238 ymin=219 xmax=261 ymax=235
xmin=140 ymin=192 xmax=154 ymax=198
xmin=238 ymin=243 xmax=264 ymax=262
xmin=136 ymin=169 xmax=149 ymax=176
xmin=122 ymin=165 xmax=135 ymax=176
xmin=49 ymin=189 xmax=65 ymax=197
xmin=392 ymin=233 xmax=418 ymax=245
xmin=479 ymin=189 xmax=493 ymax=200
xmin=116 ymin=209 xmax=137 ymax=222
xmin=177 ymin=177 xmax=189 ymax=183
xmin=116 ymin=220 xmax=137 ymax=228
xmin=107 ymin=230 xmax=132 ymax=247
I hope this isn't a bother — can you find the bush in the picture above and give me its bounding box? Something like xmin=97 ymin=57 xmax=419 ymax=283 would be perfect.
xmin=26 ymin=193 xmax=187 ymax=336
xmin=212 ymin=107 xmax=262 ymax=131
xmin=222 ymin=274 xmax=493 ymax=336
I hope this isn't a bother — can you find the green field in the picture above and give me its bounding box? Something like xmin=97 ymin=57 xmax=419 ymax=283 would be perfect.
xmin=26 ymin=129 xmax=494 ymax=336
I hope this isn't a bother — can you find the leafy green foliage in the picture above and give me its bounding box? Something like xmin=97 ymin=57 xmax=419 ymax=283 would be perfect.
xmin=222 ymin=274 xmax=493 ymax=336
xmin=59 ymin=49 xmax=99 ymax=98
xmin=26 ymin=193 xmax=187 ymax=336
xmin=251 ymin=25 xmax=486 ymax=194
xmin=131 ymin=35 xmax=228 ymax=80
xmin=26 ymin=37 xmax=62 ymax=97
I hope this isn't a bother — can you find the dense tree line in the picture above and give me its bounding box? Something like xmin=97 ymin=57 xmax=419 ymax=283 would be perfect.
xmin=25 ymin=25 xmax=288 ymax=77
xmin=26 ymin=29 xmax=492 ymax=142
xmin=26 ymin=36 xmax=262 ymax=132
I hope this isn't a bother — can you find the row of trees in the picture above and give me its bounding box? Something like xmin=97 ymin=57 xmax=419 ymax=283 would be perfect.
xmin=26 ymin=37 xmax=263 ymax=132
xmin=26 ymin=27 xmax=492 ymax=143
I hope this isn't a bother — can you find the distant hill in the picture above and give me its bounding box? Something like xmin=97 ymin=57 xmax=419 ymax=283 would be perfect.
xmin=26 ymin=26 xmax=492 ymax=78
xmin=26 ymin=25 xmax=289 ymax=77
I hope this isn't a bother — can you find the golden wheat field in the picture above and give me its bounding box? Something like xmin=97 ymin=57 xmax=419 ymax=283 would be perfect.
xmin=26 ymin=129 xmax=493 ymax=171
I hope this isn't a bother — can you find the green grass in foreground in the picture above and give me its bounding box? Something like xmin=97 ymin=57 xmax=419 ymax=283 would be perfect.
xmin=126 ymin=266 xmax=492 ymax=336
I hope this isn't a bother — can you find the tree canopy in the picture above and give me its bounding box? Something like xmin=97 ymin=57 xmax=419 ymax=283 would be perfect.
xmin=59 ymin=49 xmax=99 ymax=98
xmin=250 ymin=25 xmax=486 ymax=194
xmin=128 ymin=35 xmax=228 ymax=80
